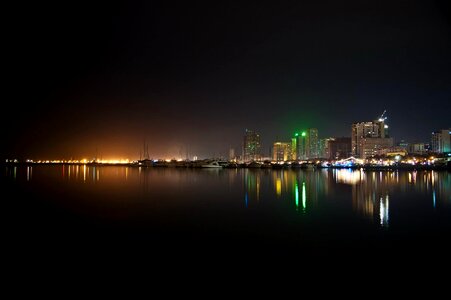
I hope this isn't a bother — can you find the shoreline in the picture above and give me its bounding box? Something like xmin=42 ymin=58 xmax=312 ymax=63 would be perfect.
xmin=2 ymin=162 xmax=450 ymax=171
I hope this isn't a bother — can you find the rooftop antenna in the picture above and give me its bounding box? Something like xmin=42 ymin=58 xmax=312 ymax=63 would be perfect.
xmin=378 ymin=110 xmax=387 ymax=122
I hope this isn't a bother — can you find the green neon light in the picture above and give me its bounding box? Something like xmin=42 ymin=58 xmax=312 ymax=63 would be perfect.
xmin=302 ymin=181 xmax=306 ymax=212
xmin=301 ymin=132 xmax=306 ymax=137
xmin=295 ymin=133 xmax=299 ymax=137
xmin=295 ymin=182 xmax=299 ymax=211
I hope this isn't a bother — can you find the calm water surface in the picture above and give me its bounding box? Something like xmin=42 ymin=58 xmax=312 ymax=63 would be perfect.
xmin=3 ymin=165 xmax=451 ymax=261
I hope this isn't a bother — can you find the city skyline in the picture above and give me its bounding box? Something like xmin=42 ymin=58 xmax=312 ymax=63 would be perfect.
xmin=3 ymin=1 xmax=451 ymax=159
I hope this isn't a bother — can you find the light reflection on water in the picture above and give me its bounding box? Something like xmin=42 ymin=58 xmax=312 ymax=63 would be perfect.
xmin=3 ymin=166 xmax=451 ymax=229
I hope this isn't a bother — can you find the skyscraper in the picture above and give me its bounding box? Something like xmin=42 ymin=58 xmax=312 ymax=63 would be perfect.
xmin=292 ymin=129 xmax=318 ymax=160
xmin=273 ymin=142 xmax=291 ymax=161
xmin=243 ymin=129 xmax=261 ymax=161
xmin=352 ymin=116 xmax=393 ymax=158
xmin=431 ymin=129 xmax=451 ymax=153
xmin=305 ymin=128 xmax=319 ymax=159
xmin=294 ymin=132 xmax=306 ymax=160
xmin=291 ymin=136 xmax=297 ymax=160
xmin=326 ymin=137 xmax=352 ymax=160
xmin=229 ymin=147 xmax=235 ymax=160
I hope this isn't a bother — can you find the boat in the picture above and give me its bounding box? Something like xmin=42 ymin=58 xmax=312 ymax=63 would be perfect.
xmin=246 ymin=161 xmax=261 ymax=168
xmin=201 ymin=161 xmax=223 ymax=168
xmin=137 ymin=159 xmax=154 ymax=167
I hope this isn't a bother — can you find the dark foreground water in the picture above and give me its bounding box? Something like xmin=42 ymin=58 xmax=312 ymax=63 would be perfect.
xmin=3 ymin=165 xmax=451 ymax=267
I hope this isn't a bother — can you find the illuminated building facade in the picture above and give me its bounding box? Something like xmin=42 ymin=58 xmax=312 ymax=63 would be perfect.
xmin=352 ymin=119 xmax=393 ymax=158
xmin=431 ymin=129 xmax=451 ymax=154
xmin=295 ymin=132 xmax=306 ymax=160
xmin=229 ymin=148 xmax=235 ymax=160
xmin=291 ymin=137 xmax=297 ymax=160
xmin=292 ymin=129 xmax=318 ymax=160
xmin=273 ymin=142 xmax=292 ymax=161
xmin=318 ymin=138 xmax=329 ymax=158
xmin=243 ymin=129 xmax=261 ymax=161
xmin=408 ymin=143 xmax=426 ymax=155
xmin=305 ymin=128 xmax=319 ymax=159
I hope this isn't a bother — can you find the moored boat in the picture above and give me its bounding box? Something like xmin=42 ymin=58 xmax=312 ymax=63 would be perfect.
xmin=201 ymin=161 xmax=223 ymax=168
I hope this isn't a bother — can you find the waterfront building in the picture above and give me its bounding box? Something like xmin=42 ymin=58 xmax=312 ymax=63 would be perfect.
xmin=327 ymin=137 xmax=352 ymax=160
xmin=318 ymin=138 xmax=329 ymax=158
xmin=291 ymin=137 xmax=297 ymax=160
xmin=292 ymin=129 xmax=318 ymax=160
xmin=376 ymin=146 xmax=408 ymax=157
xmin=352 ymin=116 xmax=393 ymax=159
xmin=273 ymin=142 xmax=292 ymax=161
xmin=305 ymin=128 xmax=319 ymax=159
xmin=229 ymin=148 xmax=235 ymax=160
xmin=431 ymin=129 xmax=451 ymax=154
xmin=408 ymin=143 xmax=426 ymax=155
xmin=243 ymin=129 xmax=261 ymax=161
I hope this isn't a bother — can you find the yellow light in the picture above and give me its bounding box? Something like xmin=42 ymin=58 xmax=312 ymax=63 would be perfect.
xmin=276 ymin=179 xmax=282 ymax=196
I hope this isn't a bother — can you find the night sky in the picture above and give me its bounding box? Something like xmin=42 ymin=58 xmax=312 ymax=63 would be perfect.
xmin=4 ymin=0 xmax=451 ymax=159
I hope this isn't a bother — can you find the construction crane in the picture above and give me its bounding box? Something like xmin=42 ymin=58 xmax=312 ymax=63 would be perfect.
xmin=378 ymin=110 xmax=387 ymax=122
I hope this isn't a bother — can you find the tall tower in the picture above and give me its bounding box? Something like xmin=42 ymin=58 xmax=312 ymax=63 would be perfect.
xmin=351 ymin=112 xmax=393 ymax=158
xmin=273 ymin=142 xmax=291 ymax=161
xmin=305 ymin=128 xmax=319 ymax=159
xmin=431 ymin=129 xmax=451 ymax=153
xmin=295 ymin=131 xmax=307 ymax=160
xmin=243 ymin=129 xmax=261 ymax=161
xmin=291 ymin=135 xmax=297 ymax=160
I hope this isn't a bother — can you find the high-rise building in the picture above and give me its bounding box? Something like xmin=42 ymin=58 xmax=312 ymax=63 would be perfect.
xmin=305 ymin=128 xmax=319 ymax=159
xmin=229 ymin=148 xmax=235 ymax=160
xmin=293 ymin=131 xmax=307 ymax=160
xmin=318 ymin=138 xmax=329 ymax=158
xmin=352 ymin=118 xmax=393 ymax=159
xmin=327 ymin=137 xmax=352 ymax=160
xmin=361 ymin=137 xmax=394 ymax=158
xmin=292 ymin=129 xmax=319 ymax=160
xmin=431 ymin=129 xmax=451 ymax=154
xmin=273 ymin=142 xmax=291 ymax=161
xmin=408 ymin=143 xmax=426 ymax=155
xmin=243 ymin=129 xmax=261 ymax=161
xmin=291 ymin=137 xmax=297 ymax=160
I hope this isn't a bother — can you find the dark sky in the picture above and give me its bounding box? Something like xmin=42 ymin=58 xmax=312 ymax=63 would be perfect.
xmin=3 ymin=0 xmax=451 ymax=159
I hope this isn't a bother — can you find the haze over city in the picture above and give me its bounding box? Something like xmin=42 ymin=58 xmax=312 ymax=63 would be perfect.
xmin=3 ymin=0 xmax=450 ymax=160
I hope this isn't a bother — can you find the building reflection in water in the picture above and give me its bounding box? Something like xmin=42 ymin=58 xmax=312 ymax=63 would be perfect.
xmin=380 ymin=195 xmax=389 ymax=227
xmin=26 ymin=166 xmax=32 ymax=181
xmin=343 ymin=168 xmax=390 ymax=227
xmin=243 ymin=169 xmax=327 ymax=213
xmin=4 ymin=165 xmax=451 ymax=225
xmin=244 ymin=169 xmax=261 ymax=207
xmin=339 ymin=169 xmax=451 ymax=227
xmin=302 ymin=181 xmax=306 ymax=213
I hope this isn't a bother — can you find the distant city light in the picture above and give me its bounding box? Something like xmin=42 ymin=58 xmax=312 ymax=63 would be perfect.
xmin=301 ymin=132 xmax=306 ymax=137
